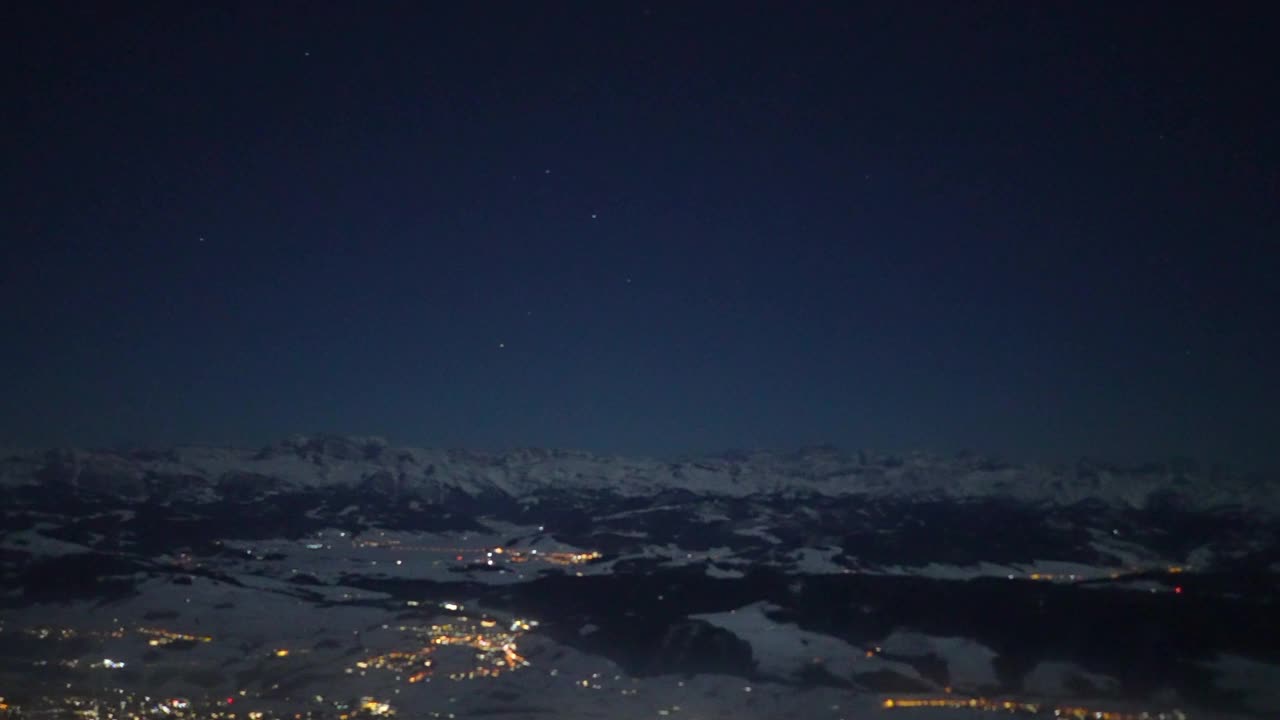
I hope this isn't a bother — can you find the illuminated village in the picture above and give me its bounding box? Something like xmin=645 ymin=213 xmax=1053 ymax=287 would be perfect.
xmin=0 ymin=608 xmax=534 ymax=720
xmin=881 ymin=696 xmax=1190 ymax=720
xmin=1 ymin=435 xmax=1259 ymax=720
xmin=345 ymin=605 xmax=536 ymax=683
xmin=0 ymin=522 xmax=1211 ymax=720
xmin=0 ymin=603 xmax=1196 ymax=720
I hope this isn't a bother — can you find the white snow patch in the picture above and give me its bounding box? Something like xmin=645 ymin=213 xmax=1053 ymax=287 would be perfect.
xmin=0 ymin=526 xmax=92 ymax=557
xmin=693 ymin=602 xmax=926 ymax=686
xmin=734 ymin=526 xmax=783 ymax=544
xmin=1204 ymin=654 xmax=1280 ymax=714
xmin=790 ymin=546 xmax=848 ymax=574
xmin=706 ymin=564 xmax=746 ymax=579
xmin=879 ymin=631 xmax=1000 ymax=691
xmin=1023 ymin=661 xmax=1120 ymax=696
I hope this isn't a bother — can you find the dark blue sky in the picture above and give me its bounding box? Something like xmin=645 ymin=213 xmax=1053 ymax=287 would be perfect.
xmin=4 ymin=2 xmax=1277 ymax=467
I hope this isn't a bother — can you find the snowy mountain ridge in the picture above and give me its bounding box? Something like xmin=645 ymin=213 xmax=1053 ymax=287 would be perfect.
xmin=2 ymin=434 xmax=1275 ymax=514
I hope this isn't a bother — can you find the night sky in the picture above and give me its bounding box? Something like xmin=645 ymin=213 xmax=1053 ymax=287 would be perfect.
xmin=4 ymin=2 xmax=1277 ymax=468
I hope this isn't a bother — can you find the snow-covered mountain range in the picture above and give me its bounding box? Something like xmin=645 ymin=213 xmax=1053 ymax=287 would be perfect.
xmin=3 ymin=435 xmax=1279 ymax=718
xmin=2 ymin=434 xmax=1275 ymax=513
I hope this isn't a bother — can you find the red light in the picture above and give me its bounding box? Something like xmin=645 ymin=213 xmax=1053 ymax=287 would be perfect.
xmin=456 ymin=555 xmax=463 ymax=561
xmin=226 ymin=698 xmax=234 ymax=704
xmin=1174 ymin=586 xmax=1183 ymax=594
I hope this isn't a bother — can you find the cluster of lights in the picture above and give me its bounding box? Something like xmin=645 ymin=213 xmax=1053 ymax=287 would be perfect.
xmin=881 ymin=697 xmax=1187 ymax=719
xmin=349 ymin=649 xmax=434 ymax=677
xmin=1016 ymin=566 xmax=1191 ymax=584
xmin=21 ymin=624 xmax=212 ymax=649
xmin=357 ymin=698 xmax=394 ymax=716
xmin=352 ymin=538 xmax=402 ymax=549
xmin=138 ymin=627 xmax=213 ymax=646
xmin=0 ymin=692 xmax=401 ymax=720
xmin=320 ymin=531 xmax=605 ymax=571
xmin=0 ymin=693 xmax=249 ymax=720
xmin=23 ymin=626 xmax=125 ymax=641
xmin=346 ymin=613 xmax=536 ymax=685
xmin=421 ymin=616 xmax=531 ymax=674
xmin=5 ymin=620 xmax=439 ymax=720
xmin=537 ymin=550 xmax=603 ymax=565
xmin=462 ymin=546 xmax=601 ymax=569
